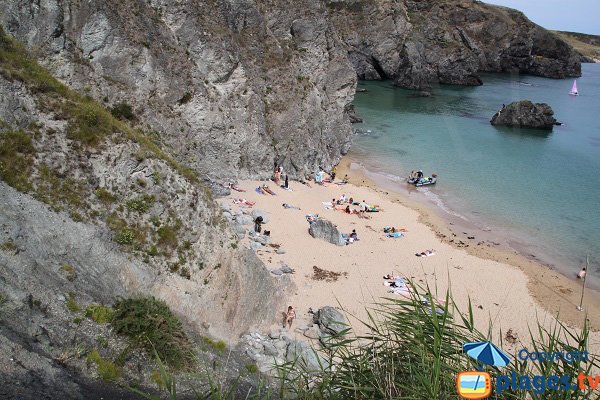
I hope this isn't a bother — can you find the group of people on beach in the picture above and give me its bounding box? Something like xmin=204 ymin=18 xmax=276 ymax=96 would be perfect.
xmin=329 ymin=194 xmax=382 ymax=217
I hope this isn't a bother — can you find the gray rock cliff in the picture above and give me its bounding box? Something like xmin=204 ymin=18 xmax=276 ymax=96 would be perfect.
xmin=0 ymin=0 xmax=581 ymax=179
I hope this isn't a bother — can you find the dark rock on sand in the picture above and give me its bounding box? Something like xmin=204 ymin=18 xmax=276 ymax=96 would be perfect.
xmin=308 ymin=220 xmax=346 ymax=246
xmin=313 ymin=306 xmax=347 ymax=334
xmin=490 ymin=100 xmax=557 ymax=130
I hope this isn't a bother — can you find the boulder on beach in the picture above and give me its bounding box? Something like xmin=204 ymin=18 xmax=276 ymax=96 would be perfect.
xmin=490 ymin=100 xmax=557 ymax=130
xmin=308 ymin=219 xmax=346 ymax=246
xmin=313 ymin=306 xmax=347 ymax=335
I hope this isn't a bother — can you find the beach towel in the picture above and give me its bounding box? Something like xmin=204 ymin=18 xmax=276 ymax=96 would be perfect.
xmin=387 ymin=232 xmax=404 ymax=238
xmin=256 ymin=187 xmax=265 ymax=195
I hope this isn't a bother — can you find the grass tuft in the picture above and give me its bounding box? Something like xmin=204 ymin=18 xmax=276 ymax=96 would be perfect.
xmin=0 ymin=130 xmax=35 ymax=191
xmin=66 ymin=292 xmax=81 ymax=313
xmin=85 ymin=304 xmax=114 ymax=324
xmin=86 ymin=350 xmax=120 ymax=381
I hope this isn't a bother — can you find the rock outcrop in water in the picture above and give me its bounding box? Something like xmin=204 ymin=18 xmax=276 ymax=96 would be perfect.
xmin=0 ymin=0 xmax=581 ymax=179
xmin=490 ymin=100 xmax=557 ymax=130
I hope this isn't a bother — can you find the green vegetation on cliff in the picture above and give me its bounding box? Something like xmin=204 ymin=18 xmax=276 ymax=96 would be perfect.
xmin=111 ymin=296 xmax=193 ymax=369
xmin=552 ymin=31 xmax=600 ymax=61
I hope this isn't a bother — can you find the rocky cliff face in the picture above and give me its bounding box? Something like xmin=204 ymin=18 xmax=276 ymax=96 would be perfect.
xmin=0 ymin=32 xmax=287 ymax=396
xmin=328 ymin=0 xmax=581 ymax=90
xmin=0 ymin=0 xmax=357 ymax=180
xmin=0 ymin=0 xmax=580 ymax=179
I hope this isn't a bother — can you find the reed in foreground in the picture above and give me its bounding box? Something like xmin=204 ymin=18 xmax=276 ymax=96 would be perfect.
xmin=140 ymin=285 xmax=599 ymax=399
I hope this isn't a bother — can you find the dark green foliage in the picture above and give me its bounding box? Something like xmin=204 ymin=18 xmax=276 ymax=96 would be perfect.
xmin=0 ymin=130 xmax=35 ymax=191
xmin=110 ymin=102 xmax=135 ymax=121
xmin=111 ymin=296 xmax=193 ymax=369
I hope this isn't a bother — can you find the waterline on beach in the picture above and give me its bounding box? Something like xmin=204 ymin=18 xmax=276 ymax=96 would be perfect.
xmin=350 ymin=67 xmax=600 ymax=291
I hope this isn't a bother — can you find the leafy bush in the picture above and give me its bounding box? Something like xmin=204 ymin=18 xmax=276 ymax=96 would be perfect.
xmin=85 ymin=304 xmax=114 ymax=324
xmin=111 ymin=296 xmax=193 ymax=369
xmin=110 ymin=102 xmax=135 ymax=121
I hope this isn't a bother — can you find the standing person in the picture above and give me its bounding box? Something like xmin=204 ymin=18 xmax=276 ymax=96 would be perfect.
xmin=284 ymin=306 xmax=296 ymax=328
xmin=254 ymin=216 xmax=264 ymax=233
xmin=331 ymin=166 xmax=337 ymax=181
xmin=578 ymin=268 xmax=587 ymax=279
xmin=284 ymin=174 xmax=289 ymax=189
xmin=273 ymin=167 xmax=281 ymax=185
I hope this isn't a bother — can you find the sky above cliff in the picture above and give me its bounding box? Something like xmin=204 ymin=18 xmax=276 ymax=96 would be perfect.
xmin=484 ymin=0 xmax=599 ymax=35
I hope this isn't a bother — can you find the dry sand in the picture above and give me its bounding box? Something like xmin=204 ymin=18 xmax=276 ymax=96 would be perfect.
xmin=219 ymin=171 xmax=600 ymax=355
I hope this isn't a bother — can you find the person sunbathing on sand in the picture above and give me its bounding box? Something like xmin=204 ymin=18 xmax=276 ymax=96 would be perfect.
xmin=233 ymin=198 xmax=255 ymax=207
xmin=228 ymin=183 xmax=246 ymax=192
xmin=415 ymin=249 xmax=436 ymax=257
xmin=261 ymin=184 xmax=276 ymax=195
xmin=282 ymin=203 xmax=301 ymax=210
xmin=384 ymin=227 xmax=408 ymax=233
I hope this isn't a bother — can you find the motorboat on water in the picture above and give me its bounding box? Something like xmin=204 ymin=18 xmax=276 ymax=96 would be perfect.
xmin=407 ymin=171 xmax=437 ymax=186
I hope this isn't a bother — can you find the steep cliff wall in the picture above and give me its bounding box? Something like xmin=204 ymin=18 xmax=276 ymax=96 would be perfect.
xmin=328 ymin=0 xmax=581 ymax=90
xmin=0 ymin=32 xmax=287 ymax=395
xmin=1 ymin=0 xmax=580 ymax=179
xmin=1 ymin=0 xmax=357 ymax=180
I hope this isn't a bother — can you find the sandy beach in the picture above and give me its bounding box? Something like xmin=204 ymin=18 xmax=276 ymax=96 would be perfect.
xmin=219 ymin=165 xmax=600 ymax=356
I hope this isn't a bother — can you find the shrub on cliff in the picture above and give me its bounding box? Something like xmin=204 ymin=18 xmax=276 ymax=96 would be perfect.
xmin=111 ymin=296 xmax=193 ymax=369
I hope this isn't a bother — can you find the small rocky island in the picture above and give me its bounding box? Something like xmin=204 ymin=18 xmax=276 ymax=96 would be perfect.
xmin=490 ymin=100 xmax=557 ymax=130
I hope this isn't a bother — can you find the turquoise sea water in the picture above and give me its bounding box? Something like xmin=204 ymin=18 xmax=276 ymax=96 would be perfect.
xmin=351 ymin=64 xmax=600 ymax=288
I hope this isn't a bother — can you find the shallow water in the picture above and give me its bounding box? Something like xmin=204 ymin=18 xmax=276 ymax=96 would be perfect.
xmin=351 ymin=64 xmax=600 ymax=288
